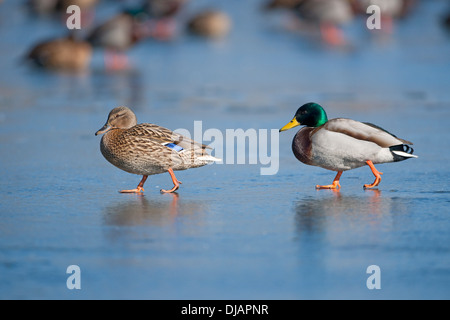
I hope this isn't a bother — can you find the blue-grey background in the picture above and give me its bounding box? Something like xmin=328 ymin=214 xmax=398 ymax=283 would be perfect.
xmin=0 ymin=0 xmax=449 ymax=299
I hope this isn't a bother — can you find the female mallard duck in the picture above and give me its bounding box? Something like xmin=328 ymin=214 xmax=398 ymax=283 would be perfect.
xmin=279 ymin=102 xmax=417 ymax=189
xmin=95 ymin=106 xmax=220 ymax=193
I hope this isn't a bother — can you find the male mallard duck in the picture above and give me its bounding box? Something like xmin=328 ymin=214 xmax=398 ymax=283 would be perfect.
xmin=279 ymin=103 xmax=417 ymax=189
xmin=95 ymin=106 xmax=221 ymax=193
xmin=187 ymin=10 xmax=232 ymax=38
xmin=26 ymin=34 xmax=92 ymax=71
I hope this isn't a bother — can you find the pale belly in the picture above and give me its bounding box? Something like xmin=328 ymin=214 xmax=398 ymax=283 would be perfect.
xmin=309 ymin=129 xmax=395 ymax=171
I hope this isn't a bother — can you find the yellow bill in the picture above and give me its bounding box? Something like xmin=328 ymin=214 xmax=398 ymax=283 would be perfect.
xmin=279 ymin=117 xmax=300 ymax=132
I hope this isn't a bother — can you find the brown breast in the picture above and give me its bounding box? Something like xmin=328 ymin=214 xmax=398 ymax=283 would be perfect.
xmin=292 ymin=127 xmax=315 ymax=165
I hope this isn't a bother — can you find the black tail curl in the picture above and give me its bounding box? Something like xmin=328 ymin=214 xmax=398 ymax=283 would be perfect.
xmin=390 ymin=144 xmax=415 ymax=161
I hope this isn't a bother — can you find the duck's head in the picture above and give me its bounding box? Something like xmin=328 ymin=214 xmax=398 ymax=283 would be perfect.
xmin=279 ymin=102 xmax=328 ymax=132
xmin=95 ymin=106 xmax=137 ymax=136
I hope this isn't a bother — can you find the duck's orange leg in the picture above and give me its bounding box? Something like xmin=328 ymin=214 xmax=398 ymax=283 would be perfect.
xmin=120 ymin=175 xmax=147 ymax=193
xmin=364 ymin=160 xmax=383 ymax=189
xmin=316 ymin=171 xmax=343 ymax=190
xmin=161 ymin=168 xmax=181 ymax=194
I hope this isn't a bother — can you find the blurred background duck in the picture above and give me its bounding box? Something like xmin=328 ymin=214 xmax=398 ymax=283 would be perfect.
xmin=186 ymin=9 xmax=232 ymax=39
xmin=279 ymin=102 xmax=417 ymax=190
xmin=26 ymin=33 xmax=92 ymax=71
xmin=86 ymin=8 xmax=154 ymax=70
xmin=264 ymin=0 xmax=355 ymax=46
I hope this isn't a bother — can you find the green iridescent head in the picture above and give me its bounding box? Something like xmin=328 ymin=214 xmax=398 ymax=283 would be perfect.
xmin=280 ymin=102 xmax=328 ymax=131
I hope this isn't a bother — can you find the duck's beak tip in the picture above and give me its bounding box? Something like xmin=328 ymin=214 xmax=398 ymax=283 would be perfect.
xmin=95 ymin=123 xmax=111 ymax=136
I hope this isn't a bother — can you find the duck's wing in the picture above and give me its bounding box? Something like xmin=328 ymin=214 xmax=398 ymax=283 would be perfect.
xmin=361 ymin=122 xmax=413 ymax=145
xmin=130 ymin=123 xmax=211 ymax=151
xmin=322 ymin=118 xmax=413 ymax=147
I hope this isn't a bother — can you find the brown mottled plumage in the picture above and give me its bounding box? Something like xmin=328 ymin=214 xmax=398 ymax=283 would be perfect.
xmin=95 ymin=106 xmax=220 ymax=193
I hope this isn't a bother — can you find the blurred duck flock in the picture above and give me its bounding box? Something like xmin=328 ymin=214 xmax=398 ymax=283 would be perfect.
xmin=0 ymin=0 xmax=450 ymax=300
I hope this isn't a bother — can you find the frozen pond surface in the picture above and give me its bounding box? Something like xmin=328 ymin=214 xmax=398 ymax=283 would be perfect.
xmin=0 ymin=0 xmax=450 ymax=299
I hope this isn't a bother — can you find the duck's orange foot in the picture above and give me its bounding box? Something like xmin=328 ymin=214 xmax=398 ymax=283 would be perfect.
xmin=316 ymin=182 xmax=340 ymax=190
xmin=119 ymin=186 xmax=144 ymax=193
xmin=316 ymin=171 xmax=342 ymax=190
xmin=363 ymin=177 xmax=382 ymax=189
xmin=119 ymin=175 xmax=147 ymax=194
xmin=160 ymin=168 xmax=180 ymax=194
xmin=160 ymin=185 xmax=179 ymax=194
xmin=364 ymin=160 xmax=383 ymax=189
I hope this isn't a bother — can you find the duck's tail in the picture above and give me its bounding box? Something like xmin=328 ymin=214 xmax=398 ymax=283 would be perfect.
xmin=197 ymin=155 xmax=222 ymax=162
xmin=390 ymin=144 xmax=418 ymax=161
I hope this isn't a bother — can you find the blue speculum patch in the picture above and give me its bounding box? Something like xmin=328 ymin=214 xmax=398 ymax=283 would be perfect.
xmin=164 ymin=142 xmax=184 ymax=152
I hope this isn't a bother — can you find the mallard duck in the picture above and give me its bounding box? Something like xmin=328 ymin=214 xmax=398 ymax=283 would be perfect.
xmin=95 ymin=106 xmax=221 ymax=193
xmin=26 ymin=34 xmax=92 ymax=71
xmin=87 ymin=11 xmax=141 ymax=50
xmin=86 ymin=9 xmax=153 ymax=70
xmin=187 ymin=10 xmax=232 ymax=38
xmin=279 ymin=103 xmax=417 ymax=189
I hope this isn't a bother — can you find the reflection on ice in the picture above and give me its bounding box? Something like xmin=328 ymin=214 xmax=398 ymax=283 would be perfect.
xmin=102 ymin=193 xmax=207 ymax=228
xmin=294 ymin=189 xmax=409 ymax=235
